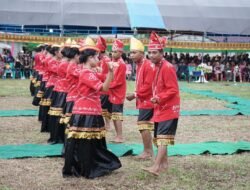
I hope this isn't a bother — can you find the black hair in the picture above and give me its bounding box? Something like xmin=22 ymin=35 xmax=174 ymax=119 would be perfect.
xmin=158 ymin=49 xmax=164 ymax=54
xmin=45 ymin=45 xmax=52 ymax=53
xmin=121 ymin=53 xmax=127 ymax=62
xmin=79 ymin=49 xmax=98 ymax=63
xmin=35 ymin=45 xmax=45 ymax=52
xmin=49 ymin=46 xmax=60 ymax=56
xmin=61 ymin=47 xmax=79 ymax=59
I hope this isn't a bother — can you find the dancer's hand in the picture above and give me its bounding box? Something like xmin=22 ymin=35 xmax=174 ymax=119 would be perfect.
xmin=126 ymin=93 xmax=135 ymax=101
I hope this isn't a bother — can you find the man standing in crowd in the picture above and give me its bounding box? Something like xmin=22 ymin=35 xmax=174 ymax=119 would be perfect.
xmin=96 ymin=36 xmax=112 ymax=131
xmin=143 ymin=31 xmax=180 ymax=176
xmin=109 ymin=39 xmax=127 ymax=143
xmin=126 ymin=37 xmax=155 ymax=159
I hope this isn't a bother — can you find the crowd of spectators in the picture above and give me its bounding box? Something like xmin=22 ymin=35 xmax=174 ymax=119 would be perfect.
xmin=163 ymin=53 xmax=250 ymax=82
xmin=1 ymin=48 xmax=249 ymax=83
xmin=0 ymin=48 xmax=33 ymax=79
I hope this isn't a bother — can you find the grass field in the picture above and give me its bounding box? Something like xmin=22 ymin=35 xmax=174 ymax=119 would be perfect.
xmin=0 ymin=79 xmax=249 ymax=190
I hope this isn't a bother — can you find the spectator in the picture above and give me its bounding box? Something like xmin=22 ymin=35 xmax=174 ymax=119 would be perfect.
xmin=224 ymin=62 xmax=232 ymax=82
xmin=214 ymin=62 xmax=223 ymax=81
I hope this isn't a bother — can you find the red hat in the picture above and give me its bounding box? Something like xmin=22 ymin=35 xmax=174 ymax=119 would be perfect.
xmin=112 ymin=39 xmax=124 ymax=52
xmin=96 ymin=36 xmax=107 ymax=51
xmin=148 ymin=31 xmax=167 ymax=50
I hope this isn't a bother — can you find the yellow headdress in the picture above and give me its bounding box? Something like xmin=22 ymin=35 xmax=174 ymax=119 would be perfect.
xmin=64 ymin=38 xmax=72 ymax=47
xmin=70 ymin=40 xmax=80 ymax=48
xmin=130 ymin=37 xmax=144 ymax=52
xmin=79 ymin=36 xmax=99 ymax=51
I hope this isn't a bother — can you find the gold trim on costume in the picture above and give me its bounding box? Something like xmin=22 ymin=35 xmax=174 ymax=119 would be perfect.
xmin=69 ymin=126 xmax=105 ymax=132
xmin=102 ymin=110 xmax=111 ymax=119
xmin=31 ymin=78 xmax=37 ymax=84
xmin=39 ymin=99 xmax=52 ymax=106
xmin=157 ymin=135 xmax=175 ymax=139
xmin=59 ymin=116 xmax=65 ymax=124
xmin=34 ymin=81 xmax=41 ymax=87
xmin=63 ymin=116 xmax=71 ymax=124
xmin=153 ymin=136 xmax=175 ymax=147
xmin=137 ymin=123 xmax=154 ymax=131
xmin=48 ymin=107 xmax=63 ymax=116
xmin=111 ymin=112 xmax=123 ymax=121
xmin=36 ymin=91 xmax=44 ymax=98
xmin=67 ymin=130 xmax=106 ymax=139
xmin=65 ymin=128 xmax=69 ymax=135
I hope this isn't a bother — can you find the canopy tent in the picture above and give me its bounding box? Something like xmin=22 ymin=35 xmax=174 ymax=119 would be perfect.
xmin=0 ymin=42 xmax=11 ymax=49
xmin=0 ymin=0 xmax=250 ymax=35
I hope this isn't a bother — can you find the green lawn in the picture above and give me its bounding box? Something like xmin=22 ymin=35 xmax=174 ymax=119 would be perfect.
xmin=0 ymin=79 xmax=249 ymax=190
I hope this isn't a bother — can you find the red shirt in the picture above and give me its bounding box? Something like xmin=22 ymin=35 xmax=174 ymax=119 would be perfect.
xmin=135 ymin=58 xmax=154 ymax=109
xmin=34 ymin=53 xmax=41 ymax=71
xmin=98 ymin=55 xmax=110 ymax=95
xmin=37 ymin=53 xmax=46 ymax=74
xmin=66 ymin=64 xmax=83 ymax=102
xmin=46 ymin=58 xmax=59 ymax=87
xmin=152 ymin=59 xmax=180 ymax=122
xmin=72 ymin=68 xmax=103 ymax=115
xmin=109 ymin=57 xmax=127 ymax=104
xmin=53 ymin=60 xmax=69 ymax=92
xmin=41 ymin=55 xmax=53 ymax=82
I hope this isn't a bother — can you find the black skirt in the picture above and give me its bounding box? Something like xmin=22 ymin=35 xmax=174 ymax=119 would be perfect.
xmin=61 ymin=101 xmax=74 ymax=156
xmin=40 ymin=86 xmax=54 ymax=132
xmin=29 ymin=71 xmax=38 ymax=96
xmin=32 ymin=80 xmax=46 ymax=107
xmin=48 ymin=91 xmax=67 ymax=143
xmin=63 ymin=114 xmax=121 ymax=179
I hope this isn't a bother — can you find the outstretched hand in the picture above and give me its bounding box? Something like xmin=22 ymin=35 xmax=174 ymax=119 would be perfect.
xmin=107 ymin=62 xmax=115 ymax=72
xmin=126 ymin=93 xmax=135 ymax=101
xmin=150 ymin=97 xmax=158 ymax=104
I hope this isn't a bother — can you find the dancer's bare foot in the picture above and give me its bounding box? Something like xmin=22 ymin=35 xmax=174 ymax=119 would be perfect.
xmin=135 ymin=152 xmax=153 ymax=160
xmin=142 ymin=167 xmax=160 ymax=176
xmin=110 ymin=137 xmax=124 ymax=143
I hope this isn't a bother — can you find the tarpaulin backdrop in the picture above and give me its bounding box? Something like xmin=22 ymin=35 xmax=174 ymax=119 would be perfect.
xmin=0 ymin=0 xmax=250 ymax=34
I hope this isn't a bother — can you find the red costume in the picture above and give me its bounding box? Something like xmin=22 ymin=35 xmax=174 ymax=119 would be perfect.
xmin=135 ymin=58 xmax=154 ymax=109
xmin=108 ymin=57 xmax=126 ymax=104
xmin=46 ymin=58 xmax=59 ymax=88
xmin=66 ymin=64 xmax=82 ymax=102
xmin=108 ymin=39 xmax=127 ymax=105
xmin=72 ymin=68 xmax=103 ymax=115
xmin=152 ymin=59 xmax=180 ymax=122
xmin=53 ymin=60 xmax=70 ymax=92
xmin=149 ymin=31 xmax=180 ymax=146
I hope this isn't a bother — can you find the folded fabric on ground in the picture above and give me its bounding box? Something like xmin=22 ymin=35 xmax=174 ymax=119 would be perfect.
xmin=0 ymin=110 xmax=38 ymax=117
xmin=0 ymin=141 xmax=249 ymax=159
xmin=125 ymin=109 xmax=247 ymax=116
xmin=0 ymin=108 xmax=248 ymax=117
xmin=180 ymin=87 xmax=250 ymax=115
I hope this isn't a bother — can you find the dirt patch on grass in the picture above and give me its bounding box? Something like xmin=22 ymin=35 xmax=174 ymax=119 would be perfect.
xmin=181 ymin=99 xmax=230 ymax=110
xmin=0 ymin=154 xmax=249 ymax=190
xmin=0 ymin=97 xmax=35 ymax=110
xmin=176 ymin=115 xmax=250 ymax=143
xmin=0 ymin=117 xmax=48 ymax=145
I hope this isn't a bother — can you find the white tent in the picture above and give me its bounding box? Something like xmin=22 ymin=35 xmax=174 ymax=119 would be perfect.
xmin=0 ymin=42 xmax=11 ymax=49
xmin=0 ymin=0 xmax=250 ymax=34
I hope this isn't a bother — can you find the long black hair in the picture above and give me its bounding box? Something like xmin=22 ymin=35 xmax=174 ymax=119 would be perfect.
xmin=35 ymin=45 xmax=46 ymax=52
xmin=49 ymin=46 xmax=60 ymax=56
xmin=79 ymin=49 xmax=98 ymax=64
xmin=61 ymin=47 xmax=80 ymax=59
